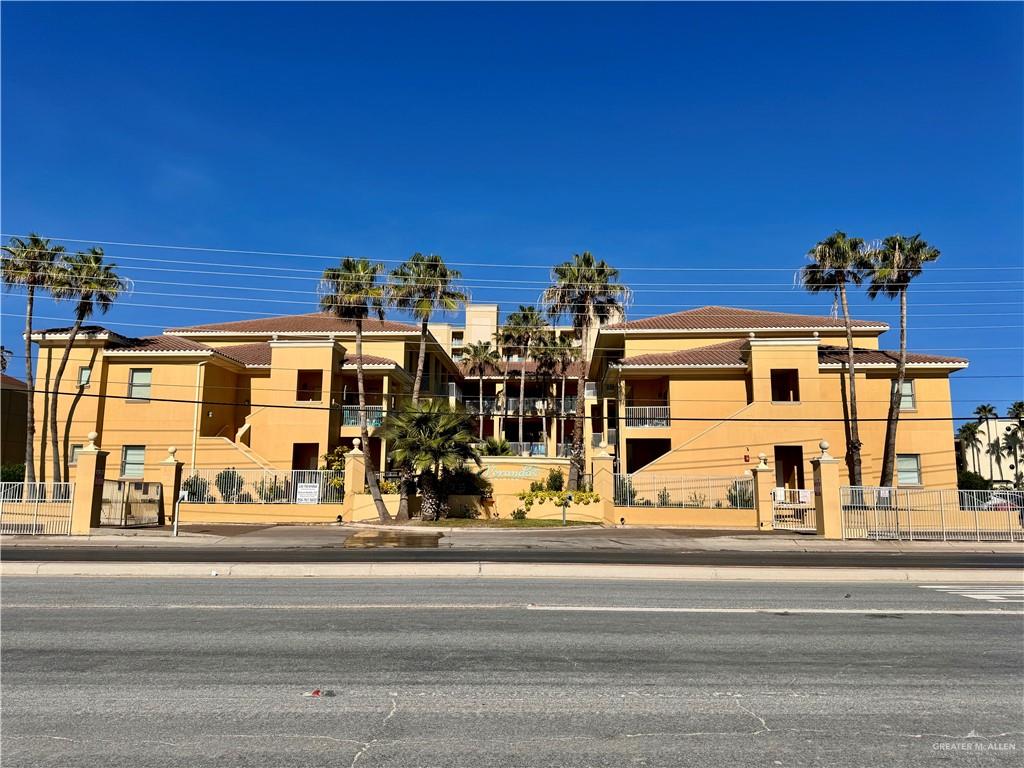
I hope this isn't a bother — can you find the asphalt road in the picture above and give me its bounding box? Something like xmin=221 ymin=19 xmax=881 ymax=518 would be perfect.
xmin=3 ymin=545 xmax=1023 ymax=568
xmin=3 ymin=578 xmax=1022 ymax=767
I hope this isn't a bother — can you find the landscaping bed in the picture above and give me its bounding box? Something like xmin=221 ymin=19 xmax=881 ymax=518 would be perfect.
xmin=411 ymin=518 xmax=599 ymax=528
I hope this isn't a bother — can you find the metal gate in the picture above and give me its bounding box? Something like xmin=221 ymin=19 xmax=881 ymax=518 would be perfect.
xmin=771 ymin=487 xmax=817 ymax=533
xmin=0 ymin=482 xmax=75 ymax=535
xmin=100 ymin=480 xmax=163 ymax=527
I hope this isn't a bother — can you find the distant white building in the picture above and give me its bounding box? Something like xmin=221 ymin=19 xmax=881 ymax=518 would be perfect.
xmin=958 ymin=417 xmax=1022 ymax=488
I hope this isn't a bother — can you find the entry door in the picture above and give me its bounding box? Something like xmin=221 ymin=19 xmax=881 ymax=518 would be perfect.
xmin=774 ymin=446 xmax=805 ymax=489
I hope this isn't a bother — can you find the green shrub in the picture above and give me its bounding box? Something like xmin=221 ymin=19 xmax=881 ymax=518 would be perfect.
xmin=254 ymin=476 xmax=287 ymax=502
xmin=510 ymin=507 xmax=527 ymax=520
xmin=1 ymin=463 xmax=25 ymax=482
xmin=529 ymin=479 xmax=546 ymax=492
xmin=445 ymin=504 xmax=481 ymax=520
xmin=515 ymin=488 xmax=601 ymax=511
xmin=727 ymin=480 xmax=754 ymax=509
xmin=657 ymin=487 xmax=671 ymax=506
xmin=481 ymin=437 xmax=514 ymax=456
xmin=215 ymin=468 xmax=244 ymax=501
xmin=442 ymin=466 xmax=493 ymax=498
xmin=545 ymin=469 xmax=564 ymax=492
xmin=182 ymin=474 xmax=211 ymax=502
xmin=957 ymin=470 xmax=991 ymax=491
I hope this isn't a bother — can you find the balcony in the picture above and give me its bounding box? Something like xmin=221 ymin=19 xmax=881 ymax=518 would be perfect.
xmin=591 ymin=428 xmax=617 ymax=448
xmin=508 ymin=441 xmax=548 ymax=457
xmin=342 ymin=405 xmax=384 ymax=428
xmin=624 ymin=406 xmax=670 ymax=428
xmin=466 ymin=397 xmax=499 ymax=415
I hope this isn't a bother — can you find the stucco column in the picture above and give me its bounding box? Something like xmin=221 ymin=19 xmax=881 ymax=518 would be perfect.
xmin=591 ymin=451 xmax=615 ymax=524
xmin=344 ymin=438 xmax=367 ymax=498
xmin=158 ymin=447 xmax=184 ymax=526
xmin=70 ymin=432 xmax=107 ymax=535
xmin=811 ymin=441 xmax=843 ymax=539
xmin=753 ymin=452 xmax=776 ymax=531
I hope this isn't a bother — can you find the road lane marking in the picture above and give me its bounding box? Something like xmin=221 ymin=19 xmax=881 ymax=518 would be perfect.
xmin=919 ymin=584 xmax=1024 ymax=603
xmin=3 ymin=603 xmax=1020 ymax=615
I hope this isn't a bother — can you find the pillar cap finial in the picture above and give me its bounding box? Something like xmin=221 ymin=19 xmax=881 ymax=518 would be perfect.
xmin=85 ymin=432 xmax=98 ymax=451
xmin=351 ymin=437 xmax=363 ymax=454
xmin=818 ymin=440 xmax=832 ymax=459
xmin=757 ymin=452 xmax=768 ymax=469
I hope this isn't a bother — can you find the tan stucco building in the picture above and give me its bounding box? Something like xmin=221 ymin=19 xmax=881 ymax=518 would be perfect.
xmin=28 ymin=305 xmax=967 ymax=504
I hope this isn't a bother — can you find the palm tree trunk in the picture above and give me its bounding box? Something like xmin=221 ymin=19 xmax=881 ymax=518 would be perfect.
xmin=569 ymin=324 xmax=589 ymax=490
xmin=839 ymin=283 xmax=863 ymax=486
xmin=518 ymin=360 xmax=527 ymax=446
xmin=22 ymin=286 xmax=36 ymax=486
xmin=38 ymin=351 xmax=51 ymax=483
xmin=559 ymin=374 xmax=566 ymax=452
xmin=541 ymin=375 xmax=548 ymax=457
xmin=357 ymin=319 xmax=391 ymax=523
xmin=396 ymin=320 xmax=430 ymax=522
xmin=49 ymin=317 xmax=85 ymax=484
xmin=878 ymin=289 xmax=908 ymax=486
xmin=478 ymin=373 xmax=484 ymax=440
xmin=500 ymin=361 xmax=509 ymax=441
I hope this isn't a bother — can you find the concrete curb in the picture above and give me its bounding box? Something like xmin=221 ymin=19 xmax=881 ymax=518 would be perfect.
xmin=2 ymin=561 xmax=1021 ymax=582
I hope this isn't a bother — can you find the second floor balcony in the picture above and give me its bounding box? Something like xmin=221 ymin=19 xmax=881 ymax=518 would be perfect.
xmin=624 ymin=405 xmax=671 ymax=428
xmin=342 ymin=404 xmax=384 ymax=428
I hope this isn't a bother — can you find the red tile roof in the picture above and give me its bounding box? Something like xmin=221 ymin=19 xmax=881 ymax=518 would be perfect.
xmin=616 ymin=340 xmax=749 ymax=368
xmin=215 ymin=343 xmax=272 ymax=367
xmin=818 ymin=345 xmax=967 ymax=367
xmin=1 ymin=374 xmax=28 ymax=390
xmin=605 ymin=306 xmax=887 ymax=332
xmin=109 ymin=336 xmax=213 ymax=353
xmin=340 ymin=354 xmax=397 ymax=367
xmin=166 ymin=312 xmax=418 ymax=335
xmin=615 ymin=341 xmax=967 ymax=369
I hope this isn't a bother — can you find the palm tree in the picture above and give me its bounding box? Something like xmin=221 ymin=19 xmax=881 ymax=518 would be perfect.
xmin=552 ymin=335 xmax=580 ymax=453
xmin=957 ymin=422 xmax=983 ymax=474
xmin=0 ymin=346 xmax=11 ymax=373
xmin=480 ymin=436 xmax=514 ymax=456
xmin=492 ymin=329 xmax=512 ymax=442
xmin=48 ymin=248 xmax=127 ymax=482
xmin=799 ymin=231 xmax=871 ymax=485
xmin=318 ymin=257 xmax=391 ymax=523
xmin=542 ymin=252 xmax=630 ymax=489
xmin=1002 ymin=431 xmax=1022 ymax=490
xmin=530 ymin=331 xmax=558 ymax=454
xmin=390 ymin=253 xmax=467 ymax=403
xmin=1008 ymin=400 xmax=1024 ymax=426
xmin=974 ymin=403 xmax=1000 ymax=481
xmin=501 ymin=306 xmax=547 ymax=447
xmin=1 ymin=235 xmax=65 ymax=484
xmin=380 ymin=398 xmax=482 ymax=520
xmin=866 ymin=234 xmax=940 ymax=486
xmin=462 ymin=340 xmax=499 ymax=439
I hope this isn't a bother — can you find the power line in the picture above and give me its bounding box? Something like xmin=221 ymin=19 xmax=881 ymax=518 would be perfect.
xmin=4 ymin=232 xmax=1022 ymax=272
xmin=20 ymin=384 xmax=1005 ymax=422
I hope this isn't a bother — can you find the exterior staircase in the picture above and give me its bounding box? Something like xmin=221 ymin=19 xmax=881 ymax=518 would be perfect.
xmin=194 ymin=436 xmax=278 ymax=471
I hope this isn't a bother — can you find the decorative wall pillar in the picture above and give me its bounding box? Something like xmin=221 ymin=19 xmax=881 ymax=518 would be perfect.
xmin=753 ymin=452 xmax=776 ymax=531
xmin=69 ymin=432 xmax=107 ymax=535
xmin=811 ymin=440 xmax=843 ymax=539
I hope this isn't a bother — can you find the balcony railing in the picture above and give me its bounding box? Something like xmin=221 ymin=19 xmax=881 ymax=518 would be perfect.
xmin=465 ymin=397 xmax=499 ymax=415
xmin=624 ymin=406 xmax=670 ymax=428
xmin=590 ymin=428 xmax=617 ymax=448
xmin=342 ymin=405 xmax=384 ymax=427
xmin=508 ymin=441 xmax=548 ymax=457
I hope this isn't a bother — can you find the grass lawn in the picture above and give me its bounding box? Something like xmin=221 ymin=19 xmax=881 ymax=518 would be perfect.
xmin=412 ymin=518 xmax=599 ymax=528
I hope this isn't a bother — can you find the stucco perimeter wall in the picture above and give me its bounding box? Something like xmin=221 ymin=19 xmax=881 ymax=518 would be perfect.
xmin=612 ymin=505 xmax=758 ymax=528
xmin=347 ymin=494 xmax=422 ymax=523
xmin=479 ymin=456 xmax=573 ymax=496
xmin=178 ymin=503 xmax=344 ymax=525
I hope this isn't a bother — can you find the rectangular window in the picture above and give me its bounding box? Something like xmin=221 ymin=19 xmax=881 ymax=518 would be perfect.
xmin=896 ymin=454 xmax=922 ymax=486
xmin=770 ymin=369 xmax=800 ymax=402
xmin=78 ymin=366 xmax=91 ymax=387
xmin=120 ymin=445 xmax=146 ymax=478
xmin=69 ymin=444 xmax=83 ymax=465
xmin=128 ymin=368 xmax=152 ymax=400
xmin=296 ymin=370 xmax=322 ymax=401
xmin=899 ymin=380 xmax=916 ymax=410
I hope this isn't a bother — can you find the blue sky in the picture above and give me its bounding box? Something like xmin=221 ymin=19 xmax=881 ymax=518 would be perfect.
xmin=2 ymin=2 xmax=1021 ymax=419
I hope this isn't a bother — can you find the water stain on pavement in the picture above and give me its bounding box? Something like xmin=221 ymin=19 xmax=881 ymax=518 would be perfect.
xmin=343 ymin=530 xmax=442 ymax=548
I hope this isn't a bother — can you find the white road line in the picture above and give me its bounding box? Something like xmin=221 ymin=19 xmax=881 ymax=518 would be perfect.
xmin=3 ymin=603 xmax=1021 ymax=615
xmin=919 ymin=584 xmax=1024 ymax=603
xmin=525 ymin=606 xmax=1022 ymax=615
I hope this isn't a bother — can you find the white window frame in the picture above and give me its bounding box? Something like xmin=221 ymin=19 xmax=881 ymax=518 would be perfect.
xmin=128 ymin=368 xmax=152 ymax=400
xmin=78 ymin=366 xmax=92 ymax=387
xmin=896 ymin=454 xmax=922 ymax=486
xmin=898 ymin=379 xmax=916 ymax=411
xmin=69 ymin=444 xmax=84 ymax=465
xmin=120 ymin=445 xmax=146 ymax=479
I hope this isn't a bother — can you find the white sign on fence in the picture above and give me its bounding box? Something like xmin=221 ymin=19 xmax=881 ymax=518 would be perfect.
xmin=295 ymin=483 xmax=320 ymax=504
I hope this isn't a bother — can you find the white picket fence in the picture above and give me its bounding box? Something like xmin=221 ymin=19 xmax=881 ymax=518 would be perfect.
xmin=841 ymin=486 xmax=1024 ymax=542
xmin=0 ymin=482 xmax=75 ymax=535
xmin=182 ymin=469 xmax=345 ymax=504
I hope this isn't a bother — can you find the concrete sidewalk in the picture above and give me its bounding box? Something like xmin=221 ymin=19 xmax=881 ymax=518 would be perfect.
xmin=1 ymin=523 xmax=1021 ymax=554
